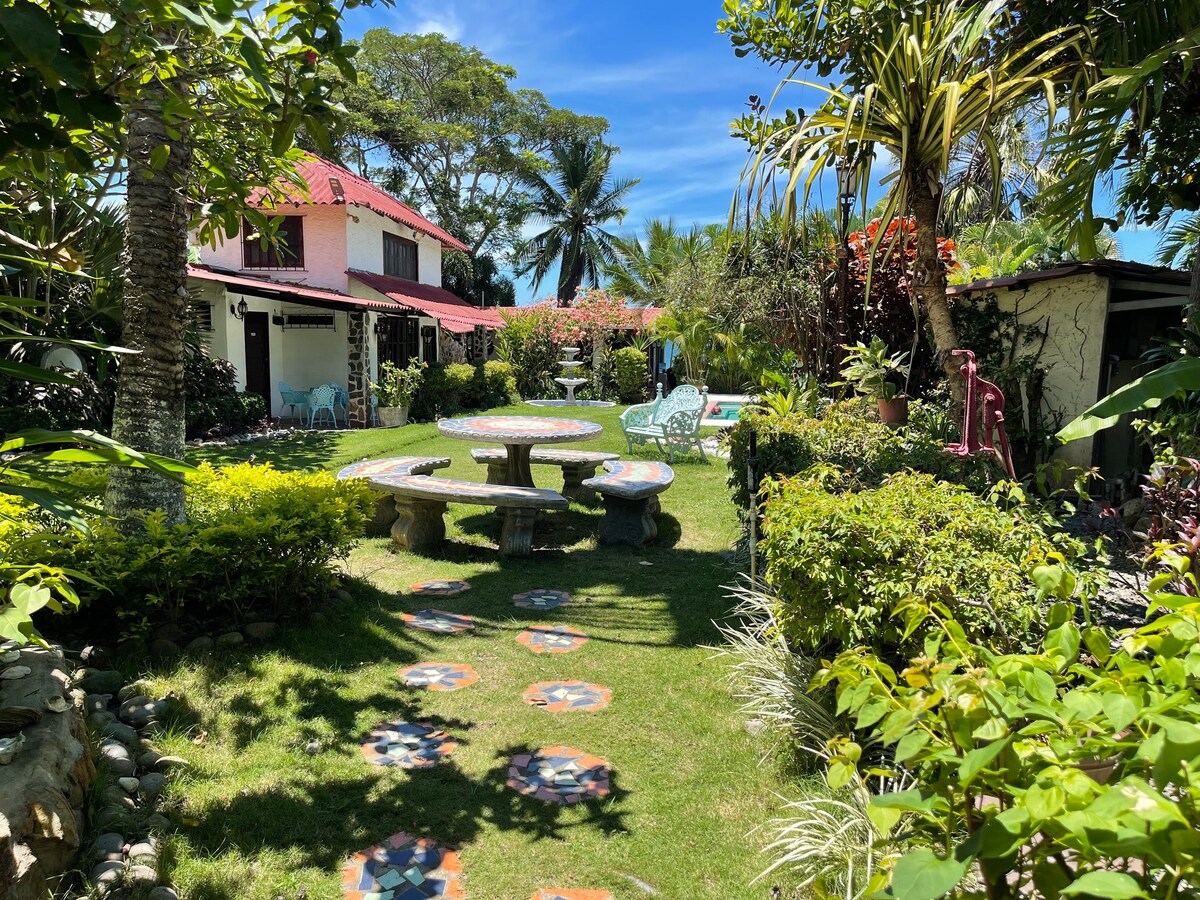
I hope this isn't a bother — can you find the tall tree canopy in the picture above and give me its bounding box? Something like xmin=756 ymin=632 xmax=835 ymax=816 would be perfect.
xmin=334 ymin=30 xmax=608 ymax=257
xmin=516 ymin=139 xmax=639 ymax=305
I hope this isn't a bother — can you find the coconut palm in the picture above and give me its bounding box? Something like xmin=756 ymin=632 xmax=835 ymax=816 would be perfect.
xmin=952 ymin=217 xmax=1121 ymax=283
xmin=741 ymin=0 xmax=1081 ymax=391
xmin=516 ymin=139 xmax=638 ymax=304
xmin=605 ymin=218 xmax=717 ymax=306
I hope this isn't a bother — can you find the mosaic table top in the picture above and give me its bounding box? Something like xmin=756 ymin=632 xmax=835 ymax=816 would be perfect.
xmin=360 ymin=721 xmax=457 ymax=769
xmin=506 ymin=746 xmax=611 ymax=805
xmin=512 ymin=589 xmax=573 ymax=610
xmin=342 ymin=832 xmax=464 ymax=900
xmin=336 ymin=457 xmax=452 ymax=481
xmin=516 ymin=625 xmax=589 ymax=654
xmin=582 ymin=460 xmax=674 ymax=499
xmin=523 ymin=681 xmax=612 ymax=713
xmin=400 ymin=609 xmax=475 ymax=634
xmin=531 ymin=891 xmax=613 ymax=900
xmin=411 ymin=579 xmax=471 ymax=597
xmin=438 ymin=415 xmax=602 ymax=445
xmin=396 ymin=663 xmax=480 ymax=692
xmin=372 ymin=475 xmax=569 ymax=509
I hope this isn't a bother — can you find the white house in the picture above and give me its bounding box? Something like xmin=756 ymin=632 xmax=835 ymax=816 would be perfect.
xmin=188 ymin=155 xmax=503 ymax=426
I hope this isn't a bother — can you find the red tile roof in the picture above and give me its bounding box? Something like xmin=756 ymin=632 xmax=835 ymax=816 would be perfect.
xmin=187 ymin=264 xmax=398 ymax=311
xmin=254 ymin=155 xmax=471 ymax=254
xmin=502 ymin=303 xmax=665 ymax=329
xmin=348 ymin=270 xmax=505 ymax=333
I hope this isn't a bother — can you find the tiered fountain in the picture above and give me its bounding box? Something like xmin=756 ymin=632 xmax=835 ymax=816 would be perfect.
xmin=555 ymin=347 xmax=588 ymax=404
xmin=526 ymin=346 xmax=616 ymax=408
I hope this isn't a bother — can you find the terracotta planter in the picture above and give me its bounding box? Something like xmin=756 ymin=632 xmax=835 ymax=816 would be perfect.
xmin=377 ymin=406 xmax=409 ymax=428
xmin=1075 ymin=755 xmax=1118 ymax=785
xmin=877 ymin=395 xmax=909 ymax=427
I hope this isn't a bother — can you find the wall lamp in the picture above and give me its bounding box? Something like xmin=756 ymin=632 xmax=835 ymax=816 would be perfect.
xmin=230 ymin=298 xmax=248 ymax=320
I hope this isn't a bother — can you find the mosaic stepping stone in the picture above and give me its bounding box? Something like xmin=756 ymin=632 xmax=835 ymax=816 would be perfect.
xmin=401 ymin=609 xmax=475 ymax=634
xmin=506 ymin=745 xmax=611 ymax=805
xmin=342 ymin=831 xmax=465 ymax=899
xmin=411 ymin=579 xmax=471 ymax=597
xmin=512 ymin=589 xmax=572 ymax=610
xmin=516 ymin=625 xmax=589 ymax=655
xmin=360 ymin=721 xmax=457 ymax=769
xmin=531 ymin=891 xmax=613 ymax=900
xmin=396 ymin=663 xmax=480 ymax=692
xmin=523 ymin=681 xmax=612 ymax=713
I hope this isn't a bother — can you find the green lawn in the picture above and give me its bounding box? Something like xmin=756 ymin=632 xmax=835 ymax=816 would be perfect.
xmin=139 ymin=405 xmax=786 ymax=899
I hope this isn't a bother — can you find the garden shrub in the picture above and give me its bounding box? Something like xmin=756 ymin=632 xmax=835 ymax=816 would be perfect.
xmin=613 ymin=346 xmax=647 ymax=402
xmin=42 ymin=462 xmax=372 ymax=635
xmin=727 ymin=400 xmax=988 ymax=510
xmin=759 ymin=471 xmax=1047 ymax=654
xmin=412 ymin=361 xmax=517 ymax=419
xmin=185 ymin=355 xmax=267 ymax=438
xmin=481 ymin=360 xmax=518 ymax=406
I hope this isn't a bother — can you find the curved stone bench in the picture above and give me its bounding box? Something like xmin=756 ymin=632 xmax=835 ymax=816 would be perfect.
xmin=470 ymin=448 xmax=620 ymax=501
xmin=581 ymin=460 xmax=674 ymax=547
xmin=336 ymin=457 xmax=453 ymax=533
xmin=370 ymin=474 xmax=569 ymax=558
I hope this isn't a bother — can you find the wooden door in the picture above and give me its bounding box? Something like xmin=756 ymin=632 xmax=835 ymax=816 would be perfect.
xmin=243 ymin=311 xmax=271 ymax=410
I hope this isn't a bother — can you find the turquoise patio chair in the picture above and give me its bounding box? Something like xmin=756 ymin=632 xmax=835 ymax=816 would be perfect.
xmin=279 ymin=382 xmax=309 ymax=423
xmin=330 ymin=384 xmax=350 ymax=426
xmin=308 ymin=384 xmax=338 ymax=429
xmin=370 ymin=393 xmax=380 ymax=428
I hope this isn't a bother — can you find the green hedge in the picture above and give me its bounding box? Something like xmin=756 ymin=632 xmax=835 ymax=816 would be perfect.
xmin=760 ymin=471 xmax=1047 ymax=655
xmin=38 ymin=463 xmax=373 ymax=636
xmin=613 ymin=346 xmax=647 ymax=402
xmin=411 ymin=361 xmax=518 ymax=419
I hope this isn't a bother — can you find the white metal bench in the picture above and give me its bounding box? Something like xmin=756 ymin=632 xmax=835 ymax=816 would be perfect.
xmin=470 ymin=447 xmax=620 ymax=501
xmin=369 ymin=474 xmax=569 ymax=558
xmin=336 ymin=456 xmax=453 ymax=533
xmin=581 ymin=460 xmax=674 ymax=546
xmin=620 ymin=384 xmax=709 ymax=462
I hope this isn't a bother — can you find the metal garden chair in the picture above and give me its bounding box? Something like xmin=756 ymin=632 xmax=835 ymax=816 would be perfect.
xmin=307 ymin=384 xmax=338 ymax=429
xmin=279 ymin=382 xmax=309 ymax=423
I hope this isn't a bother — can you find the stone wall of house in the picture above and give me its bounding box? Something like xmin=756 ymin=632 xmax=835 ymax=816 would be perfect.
xmin=347 ymin=311 xmax=370 ymax=427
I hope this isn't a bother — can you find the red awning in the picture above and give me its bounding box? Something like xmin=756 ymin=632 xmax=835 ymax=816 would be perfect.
xmin=187 ymin=265 xmax=397 ymax=311
xmin=348 ymin=270 xmax=504 ymax=332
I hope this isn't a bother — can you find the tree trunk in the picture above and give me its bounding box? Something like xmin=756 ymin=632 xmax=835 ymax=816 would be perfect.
xmin=1187 ymin=248 xmax=1200 ymax=335
xmin=105 ymin=82 xmax=192 ymax=525
xmin=557 ymin=245 xmax=585 ymax=305
xmin=908 ymin=171 xmax=963 ymax=400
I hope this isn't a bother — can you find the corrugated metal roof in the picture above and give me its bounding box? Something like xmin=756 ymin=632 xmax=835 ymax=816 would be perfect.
xmin=947 ymin=260 xmax=1189 ymax=295
xmin=187 ymin=265 xmax=398 ymax=311
xmin=348 ymin=270 xmax=505 ymax=332
xmin=253 ymin=155 xmax=471 ymax=254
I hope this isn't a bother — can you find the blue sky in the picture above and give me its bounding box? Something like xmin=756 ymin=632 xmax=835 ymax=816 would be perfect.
xmin=343 ymin=0 xmax=1166 ymax=304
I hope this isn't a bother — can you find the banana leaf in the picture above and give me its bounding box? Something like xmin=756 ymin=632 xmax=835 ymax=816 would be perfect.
xmin=1057 ymin=356 xmax=1200 ymax=443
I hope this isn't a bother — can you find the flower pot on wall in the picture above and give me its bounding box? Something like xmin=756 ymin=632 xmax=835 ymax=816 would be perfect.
xmin=377 ymin=406 xmax=409 ymax=428
xmin=877 ymin=395 xmax=909 ymax=427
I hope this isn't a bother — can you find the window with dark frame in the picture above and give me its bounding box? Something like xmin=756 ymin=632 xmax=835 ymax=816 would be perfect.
xmin=242 ymin=216 xmax=305 ymax=269
xmin=383 ymin=232 xmax=418 ymax=281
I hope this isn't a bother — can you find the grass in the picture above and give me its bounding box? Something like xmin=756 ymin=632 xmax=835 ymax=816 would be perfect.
xmin=133 ymin=404 xmax=787 ymax=898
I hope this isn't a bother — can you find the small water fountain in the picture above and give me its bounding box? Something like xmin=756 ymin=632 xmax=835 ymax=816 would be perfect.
xmin=555 ymin=347 xmax=588 ymax=404
xmin=525 ymin=346 xmax=616 ymax=408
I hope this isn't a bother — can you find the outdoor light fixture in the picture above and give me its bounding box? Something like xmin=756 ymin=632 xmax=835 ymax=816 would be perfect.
xmin=374 ymin=318 xmax=388 ymax=336
xmin=421 ymin=325 xmax=437 ymax=339
xmin=328 ymin=176 xmax=345 ymax=204
xmin=230 ymin=298 xmax=248 ymax=320
xmin=834 ymin=147 xmax=861 ymax=369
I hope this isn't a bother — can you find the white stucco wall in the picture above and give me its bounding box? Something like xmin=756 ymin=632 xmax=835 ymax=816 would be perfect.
xmin=345 ymin=208 xmax=443 ymax=286
xmin=196 ymin=205 xmax=350 ymax=293
xmin=956 ymin=272 xmax=1109 ymax=470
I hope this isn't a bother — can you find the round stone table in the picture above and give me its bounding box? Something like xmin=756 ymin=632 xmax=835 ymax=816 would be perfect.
xmin=437 ymin=415 xmax=602 ymax=488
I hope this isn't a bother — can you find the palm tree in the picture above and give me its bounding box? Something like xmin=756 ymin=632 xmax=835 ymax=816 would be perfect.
xmin=516 ymin=139 xmax=638 ymax=304
xmin=605 ymin=218 xmax=716 ymax=306
xmin=952 ymin=218 xmax=1121 ymax=283
xmin=741 ymin=0 xmax=1080 ymax=392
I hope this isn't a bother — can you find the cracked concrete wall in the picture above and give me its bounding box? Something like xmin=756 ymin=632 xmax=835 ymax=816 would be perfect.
xmin=959 ymin=272 xmax=1108 ymax=470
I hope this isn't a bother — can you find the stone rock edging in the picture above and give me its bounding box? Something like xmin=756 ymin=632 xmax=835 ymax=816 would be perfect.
xmin=185 ymin=426 xmax=295 ymax=448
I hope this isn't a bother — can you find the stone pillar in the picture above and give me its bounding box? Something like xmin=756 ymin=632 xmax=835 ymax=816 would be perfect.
xmin=348 ymin=311 xmax=370 ymax=428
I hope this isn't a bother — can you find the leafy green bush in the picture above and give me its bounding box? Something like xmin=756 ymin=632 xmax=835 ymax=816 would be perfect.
xmin=372 ymin=360 xmax=425 ymax=408
xmin=760 ymin=472 xmax=1047 ymax=654
xmin=819 ymin=558 xmax=1200 ymax=899
xmin=482 ymin=360 xmax=518 ymax=406
xmin=411 ymin=361 xmax=517 ymax=419
xmin=613 ymin=346 xmax=647 ymax=402
xmin=728 ymin=400 xmax=987 ymax=510
xmin=40 ymin=463 xmax=372 ymax=635
xmin=185 ymin=355 xmax=266 ymax=438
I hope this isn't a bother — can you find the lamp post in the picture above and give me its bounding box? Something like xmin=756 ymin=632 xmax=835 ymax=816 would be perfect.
xmin=834 ymin=153 xmax=859 ymax=372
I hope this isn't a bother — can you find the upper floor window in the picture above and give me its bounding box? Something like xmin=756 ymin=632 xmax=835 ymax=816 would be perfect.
xmin=243 ymin=216 xmax=305 ymax=269
xmin=383 ymin=232 xmax=418 ymax=281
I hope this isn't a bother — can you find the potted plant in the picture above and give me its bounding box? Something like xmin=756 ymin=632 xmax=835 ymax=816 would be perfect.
xmin=839 ymin=337 xmax=911 ymax=426
xmin=372 ymin=360 xmax=426 ymax=427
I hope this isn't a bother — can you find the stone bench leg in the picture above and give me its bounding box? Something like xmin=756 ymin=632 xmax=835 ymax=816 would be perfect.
xmin=559 ymin=463 xmax=601 ymax=503
xmin=366 ymin=492 xmax=398 ymax=537
xmin=500 ymin=507 xmax=537 ymax=557
xmin=597 ymin=494 xmax=657 ymax=547
xmin=391 ymin=496 xmax=448 ymax=551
